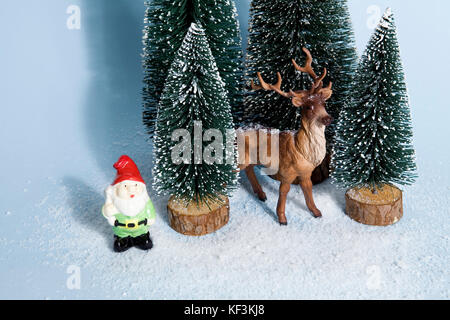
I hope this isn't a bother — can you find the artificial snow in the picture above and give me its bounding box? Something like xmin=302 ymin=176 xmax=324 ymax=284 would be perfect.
xmin=0 ymin=124 xmax=447 ymax=300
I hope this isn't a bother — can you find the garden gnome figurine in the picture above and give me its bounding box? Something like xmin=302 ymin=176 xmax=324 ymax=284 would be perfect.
xmin=102 ymin=155 xmax=156 ymax=252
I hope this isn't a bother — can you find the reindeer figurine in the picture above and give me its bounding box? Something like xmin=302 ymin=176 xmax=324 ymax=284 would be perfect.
xmin=238 ymin=47 xmax=333 ymax=225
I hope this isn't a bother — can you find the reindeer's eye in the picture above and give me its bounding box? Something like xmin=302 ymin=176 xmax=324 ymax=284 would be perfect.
xmin=306 ymin=105 xmax=314 ymax=111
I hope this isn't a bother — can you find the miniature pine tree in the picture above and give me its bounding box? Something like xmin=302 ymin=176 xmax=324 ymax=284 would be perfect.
xmin=153 ymin=23 xmax=237 ymax=204
xmin=244 ymin=0 xmax=357 ymax=138
xmin=196 ymin=0 xmax=244 ymax=124
xmin=332 ymin=8 xmax=417 ymax=190
xmin=142 ymin=0 xmax=243 ymax=136
xmin=142 ymin=0 xmax=192 ymax=134
xmin=313 ymin=0 xmax=358 ymax=145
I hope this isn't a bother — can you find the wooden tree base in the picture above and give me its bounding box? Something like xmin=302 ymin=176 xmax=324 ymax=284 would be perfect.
xmin=167 ymin=196 xmax=230 ymax=236
xmin=345 ymin=184 xmax=403 ymax=226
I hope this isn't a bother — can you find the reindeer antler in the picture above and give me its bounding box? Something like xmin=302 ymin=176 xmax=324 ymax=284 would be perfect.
xmin=251 ymin=72 xmax=294 ymax=98
xmin=251 ymin=47 xmax=333 ymax=103
xmin=292 ymin=48 xmax=327 ymax=93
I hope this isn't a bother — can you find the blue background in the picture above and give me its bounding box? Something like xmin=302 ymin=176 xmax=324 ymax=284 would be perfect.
xmin=0 ymin=0 xmax=449 ymax=299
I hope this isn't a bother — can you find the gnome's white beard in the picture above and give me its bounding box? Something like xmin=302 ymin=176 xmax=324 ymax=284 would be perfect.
xmin=109 ymin=186 xmax=150 ymax=217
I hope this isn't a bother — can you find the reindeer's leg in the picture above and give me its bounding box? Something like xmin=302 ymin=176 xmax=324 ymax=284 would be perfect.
xmin=276 ymin=182 xmax=291 ymax=226
xmin=299 ymin=178 xmax=322 ymax=218
xmin=245 ymin=165 xmax=267 ymax=202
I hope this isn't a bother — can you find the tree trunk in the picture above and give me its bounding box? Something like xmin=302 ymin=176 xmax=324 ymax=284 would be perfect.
xmin=345 ymin=184 xmax=403 ymax=226
xmin=167 ymin=195 xmax=230 ymax=236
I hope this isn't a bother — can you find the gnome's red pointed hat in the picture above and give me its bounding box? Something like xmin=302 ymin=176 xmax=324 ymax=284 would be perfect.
xmin=112 ymin=155 xmax=145 ymax=185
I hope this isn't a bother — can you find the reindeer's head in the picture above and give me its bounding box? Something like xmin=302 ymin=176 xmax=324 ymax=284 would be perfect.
xmin=251 ymin=48 xmax=333 ymax=127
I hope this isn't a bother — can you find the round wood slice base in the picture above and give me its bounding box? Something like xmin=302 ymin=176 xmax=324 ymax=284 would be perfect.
xmin=167 ymin=196 xmax=230 ymax=236
xmin=345 ymin=185 xmax=403 ymax=226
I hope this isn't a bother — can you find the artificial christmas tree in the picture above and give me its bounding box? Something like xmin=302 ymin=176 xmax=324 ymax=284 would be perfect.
xmin=244 ymin=0 xmax=357 ymax=183
xmin=154 ymin=23 xmax=237 ymax=236
xmin=142 ymin=0 xmax=191 ymax=133
xmin=332 ymin=8 xmax=417 ymax=226
xmin=198 ymin=0 xmax=244 ymax=124
xmin=142 ymin=0 xmax=243 ymax=135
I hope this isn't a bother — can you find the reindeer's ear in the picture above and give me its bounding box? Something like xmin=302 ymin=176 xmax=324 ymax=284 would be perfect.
xmin=291 ymin=91 xmax=308 ymax=107
xmin=319 ymin=82 xmax=333 ymax=101
xmin=319 ymin=89 xmax=332 ymax=101
xmin=292 ymin=97 xmax=304 ymax=107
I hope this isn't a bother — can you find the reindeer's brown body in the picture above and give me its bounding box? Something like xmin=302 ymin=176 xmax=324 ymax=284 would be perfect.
xmin=240 ymin=48 xmax=333 ymax=225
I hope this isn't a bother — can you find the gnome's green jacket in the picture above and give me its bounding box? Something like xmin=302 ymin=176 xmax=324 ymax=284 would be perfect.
xmin=102 ymin=200 xmax=156 ymax=238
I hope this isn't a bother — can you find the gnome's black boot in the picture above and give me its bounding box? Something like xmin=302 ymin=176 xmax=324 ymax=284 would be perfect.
xmin=135 ymin=232 xmax=153 ymax=251
xmin=114 ymin=236 xmax=133 ymax=253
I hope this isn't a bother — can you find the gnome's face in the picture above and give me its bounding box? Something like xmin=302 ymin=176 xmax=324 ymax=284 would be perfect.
xmin=109 ymin=181 xmax=149 ymax=217
xmin=116 ymin=182 xmax=145 ymax=200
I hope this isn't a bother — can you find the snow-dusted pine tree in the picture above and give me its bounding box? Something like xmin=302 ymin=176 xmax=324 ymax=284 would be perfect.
xmin=153 ymin=23 xmax=237 ymax=205
xmin=142 ymin=0 xmax=243 ymax=136
xmin=332 ymin=9 xmax=417 ymax=190
xmin=244 ymin=0 xmax=357 ymax=136
xmin=313 ymin=0 xmax=358 ymax=146
xmin=142 ymin=0 xmax=191 ymax=134
xmin=196 ymin=0 xmax=244 ymax=124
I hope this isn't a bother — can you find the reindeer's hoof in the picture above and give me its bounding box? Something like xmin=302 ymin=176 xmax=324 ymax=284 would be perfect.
xmin=311 ymin=210 xmax=322 ymax=219
xmin=257 ymin=192 xmax=267 ymax=202
xmin=278 ymin=215 xmax=288 ymax=226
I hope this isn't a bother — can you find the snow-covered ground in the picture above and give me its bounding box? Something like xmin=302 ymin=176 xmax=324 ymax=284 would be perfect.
xmin=0 ymin=0 xmax=449 ymax=300
xmin=1 ymin=125 xmax=448 ymax=300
